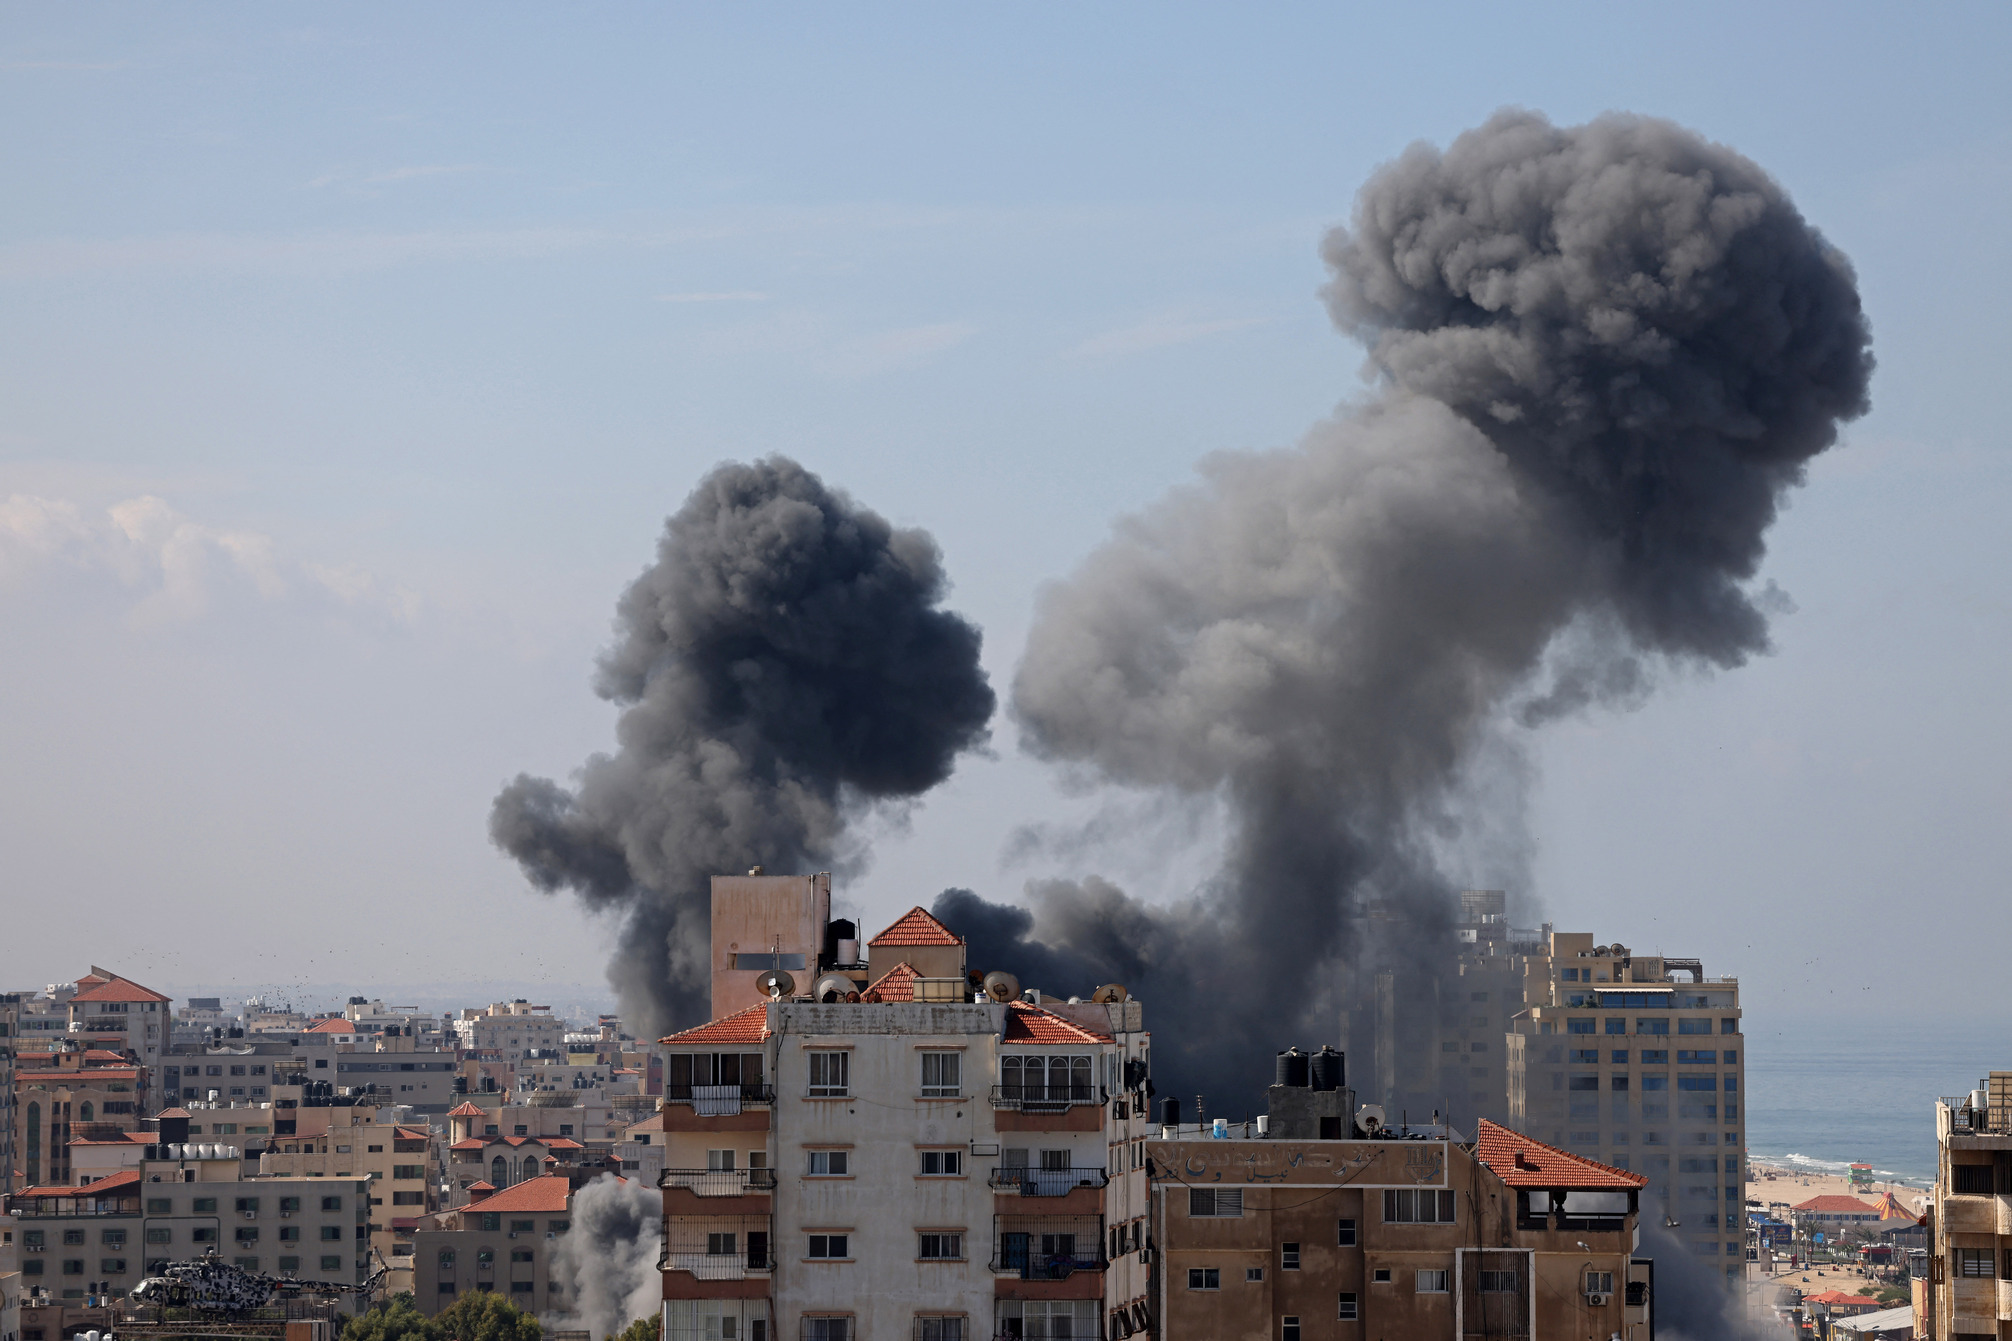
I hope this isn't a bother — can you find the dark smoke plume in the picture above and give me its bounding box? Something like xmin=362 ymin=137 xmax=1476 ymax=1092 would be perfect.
xmin=938 ymin=109 xmax=1871 ymax=1112
xmin=492 ymin=457 xmax=994 ymax=1034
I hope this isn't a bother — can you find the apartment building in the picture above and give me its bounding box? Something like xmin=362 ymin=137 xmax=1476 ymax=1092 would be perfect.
xmin=657 ymin=884 xmax=1154 ymax=1341
xmin=61 ymin=972 xmax=170 ymax=1078
xmin=1917 ymin=1073 xmax=2012 ymax=1339
xmin=443 ymin=1101 xmax=588 ymax=1199
xmin=409 ymin=1175 xmax=580 ymax=1318
xmin=1146 ymin=1119 xmax=1651 ymax=1341
xmin=258 ymin=1116 xmax=436 ymax=1269
xmin=1505 ymin=929 xmax=1746 ymax=1278
xmin=9 ymin=1155 xmax=370 ymax=1301
xmin=161 ymin=1038 xmax=303 ymax=1106
xmin=1 ymin=995 xmax=18 ymax=1195
xmin=451 ymin=1003 xmax=566 ymax=1069
xmin=13 ymin=1045 xmax=147 ymax=1188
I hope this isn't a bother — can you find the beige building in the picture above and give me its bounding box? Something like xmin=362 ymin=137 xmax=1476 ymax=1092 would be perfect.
xmin=13 ymin=1045 xmax=147 ymax=1188
xmin=451 ymin=1003 xmax=566 ymax=1070
xmin=258 ymin=1116 xmax=436 ymax=1272
xmin=1146 ymin=1120 xmax=1652 ymax=1340
xmin=657 ymin=892 xmax=1154 ymax=1341
xmin=410 ymin=1174 xmax=579 ymax=1318
xmin=443 ymin=1101 xmax=589 ymax=1201
xmin=61 ymin=971 xmax=171 ymax=1079
xmin=1917 ymin=1073 xmax=2012 ymax=1339
xmin=1 ymin=995 xmax=19 ymax=1195
xmin=1505 ymin=929 xmax=1746 ymax=1278
xmin=707 ymin=870 xmax=832 ymax=1022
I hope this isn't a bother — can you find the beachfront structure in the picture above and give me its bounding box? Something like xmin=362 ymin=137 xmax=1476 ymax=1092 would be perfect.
xmin=1917 ymin=1074 xmax=2012 ymax=1340
xmin=1145 ymin=1116 xmax=1653 ymax=1341
xmin=1505 ymin=930 xmax=1747 ymax=1280
xmin=1791 ymin=1195 xmax=1884 ymax=1236
xmin=657 ymin=881 xmax=1154 ymax=1341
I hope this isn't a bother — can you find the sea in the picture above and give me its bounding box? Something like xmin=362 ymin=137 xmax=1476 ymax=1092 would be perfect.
xmin=1743 ymin=1012 xmax=2010 ymax=1189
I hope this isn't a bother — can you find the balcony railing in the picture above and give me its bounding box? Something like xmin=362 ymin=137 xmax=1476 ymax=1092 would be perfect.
xmin=988 ymin=1167 xmax=1109 ymax=1196
xmin=989 ymin=1217 xmax=1107 ymax=1278
xmin=663 ymin=1084 xmax=775 ymax=1106
xmin=661 ymin=1215 xmax=774 ymax=1277
xmin=989 ymin=1084 xmax=1101 ymax=1113
xmin=659 ymin=1168 xmax=778 ymax=1196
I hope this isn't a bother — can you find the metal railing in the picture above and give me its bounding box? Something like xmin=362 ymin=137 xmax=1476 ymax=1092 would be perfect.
xmin=663 ymin=1084 xmax=775 ymax=1105
xmin=989 ymin=1084 xmax=1101 ymax=1112
xmin=658 ymin=1168 xmax=778 ymax=1196
xmin=989 ymin=1219 xmax=1108 ymax=1278
xmin=988 ymin=1167 xmax=1110 ymax=1196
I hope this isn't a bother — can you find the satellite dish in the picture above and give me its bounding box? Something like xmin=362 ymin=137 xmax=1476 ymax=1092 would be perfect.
xmin=1356 ymin=1104 xmax=1386 ymax=1135
xmin=812 ymin=973 xmax=856 ymax=1003
xmin=755 ymin=969 xmax=795 ymax=1001
xmin=1092 ymin=984 xmax=1128 ymax=1004
xmin=982 ymin=971 xmax=1021 ymax=1003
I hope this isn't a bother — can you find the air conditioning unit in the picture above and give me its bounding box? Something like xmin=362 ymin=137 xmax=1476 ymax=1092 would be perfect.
xmin=244 ymin=1211 xmax=258 ymax=1220
xmin=1586 ymin=1292 xmax=1611 ymax=1306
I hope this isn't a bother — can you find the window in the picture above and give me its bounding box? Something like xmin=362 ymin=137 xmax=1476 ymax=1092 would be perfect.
xmin=279 ymin=1196 xmax=301 ymax=1212
xmin=511 ymin=1249 xmax=534 ymax=1263
xmin=1337 ymin=1292 xmax=1358 ymax=1320
xmin=1569 ymin=1050 xmax=1598 ymax=1064
xmin=1605 ymin=1018 xmax=1627 ymax=1035
xmin=1954 ymin=1165 xmax=1994 ymax=1195
xmin=1383 ymin=1189 xmax=1457 ymax=1223
xmin=278 ymin=1256 xmax=300 ymax=1272
xmin=194 ymin=1198 xmax=218 ymax=1213
xmin=1281 ymin=1242 xmax=1300 ymax=1270
xmin=1585 ymin=1269 xmax=1615 ymax=1294
xmin=101 ymin=1258 xmax=127 ymax=1274
xmin=1641 ymin=1075 xmax=1668 ymax=1091
xmin=1187 ymin=1268 xmax=1221 ymax=1290
xmin=921 ymin=1052 xmax=961 ymax=1097
xmin=1040 ymin=1149 xmax=1071 ymax=1171
xmin=1562 ymin=968 xmax=1579 ymax=981
xmin=1000 ymin=1053 xmax=1094 ymax=1102
xmin=1247 ymin=1267 xmax=1264 ymax=1282
xmin=808 ymin=1150 xmax=849 ymax=1176
xmin=1479 ymin=1269 xmax=1521 ymax=1292
xmin=321 ymin=1226 xmax=343 ymax=1241
xmin=1372 ymin=1268 xmax=1391 ymax=1283
xmin=479 ymin=1214 xmax=501 ymax=1232
xmin=147 ymin=1228 xmax=172 ymax=1245
xmin=1282 ymin=1319 xmax=1301 ymax=1341
xmin=1337 ymin=1218 xmax=1357 ymax=1246
xmin=1569 ymin=1075 xmax=1599 ymax=1091
xmin=1637 ymin=1018 xmax=1669 ymax=1036
xmin=63 ymin=1231 xmax=85 ymax=1246
xmin=147 ymin=1198 xmax=172 ymax=1214
xmin=915 ymin=1320 xmax=963 ymax=1341
xmin=1678 ymin=1076 xmax=1717 ymax=1091
xmin=809 ymin=1051 xmax=850 ymax=1096
xmin=1677 ymin=1050 xmax=1716 ymax=1064
xmin=236 ymin=1228 xmax=259 ymax=1244
xmin=808 ymin=1234 xmax=849 ymax=1260
xmin=439 ymin=1250 xmax=456 ymax=1267
xmin=1189 ymin=1188 xmax=1244 ymax=1217
xmin=1721 ymin=1018 xmax=1738 ymax=1034
xmin=918 ymin=1232 xmax=962 ymax=1260
xmin=920 ymin=1150 xmax=962 ymax=1176
xmin=1567 ymin=1018 xmax=1594 ymax=1034
xmin=103 ymin=1229 xmax=127 ymax=1247
xmin=1641 ymin=1049 xmax=1668 ymax=1064
xmin=1677 ymin=1018 xmax=1712 ymax=1035
xmin=321 ymin=1196 xmax=342 ymax=1211
xmin=707 ymin=1149 xmax=737 ymax=1172
xmin=802 ymin=1320 xmax=851 ymax=1341
xmin=1416 ymin=1269 xmax=1449 ymax=1293
xmin=509 ymin=1281 xmax=534 ymax=1294
xmin=706 ymin=1233 xmax=737 ymax=1256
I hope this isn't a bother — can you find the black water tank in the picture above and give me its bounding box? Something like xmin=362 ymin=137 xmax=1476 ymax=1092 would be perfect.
xmin=1162 ymin=1097 xmax=1181 ymax=1129
xmin=1275 ymin=1047 xmax=1310 ymax=1088
xmin=1311 ymin=1045 xmax=1344 ymax=1092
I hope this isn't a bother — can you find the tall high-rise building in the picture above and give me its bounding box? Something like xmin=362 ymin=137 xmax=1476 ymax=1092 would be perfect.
xmin=1505 ymin=930 xmax=1746 ymax=1279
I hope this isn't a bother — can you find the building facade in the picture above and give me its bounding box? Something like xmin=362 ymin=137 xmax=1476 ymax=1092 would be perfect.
xmin=1146 ymin=1120 xmax=1652 ymax=1341
xmin=410 ymin=1174 xmax=580 ymax=1318
xmin=1918 ymin=1073 xmax=2012 ymax=1340
xmin=1505 ymin=929 xmax=1746 ymax=1277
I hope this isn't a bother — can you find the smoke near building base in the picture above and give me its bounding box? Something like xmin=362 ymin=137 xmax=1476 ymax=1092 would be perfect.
xmin=491 ymin=457 xmax=995 ymax=1036
xmin=939 ymin=109 xmax=1872 ymax=1112
xmin=545 ymin=1174 xmax=661 ymax=1341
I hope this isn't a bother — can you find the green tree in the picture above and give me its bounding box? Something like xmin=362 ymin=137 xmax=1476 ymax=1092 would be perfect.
xmin=342 ymin=1294 xmax=438 ymax=1341
xmin=608 ymin=1316 xmax=661 ymax=1341
xmin=430 ymin=1291 xmax=543 ymax=1341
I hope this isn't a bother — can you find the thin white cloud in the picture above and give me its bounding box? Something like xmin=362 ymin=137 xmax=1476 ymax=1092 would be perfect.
xmin=1069 ymin=314 xmax=1267 ymax=359
xmin=0 ymin=492 xmax=421 ymax=626
xmin=820 ymin=321 xmax=977 ymax=380
xmin=654 ymin=291 xmax=769 ymax=304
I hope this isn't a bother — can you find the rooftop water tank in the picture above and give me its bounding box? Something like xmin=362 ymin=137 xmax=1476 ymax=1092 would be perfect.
xmin=1275 ymin=1047 xmax=1309 ymax=1089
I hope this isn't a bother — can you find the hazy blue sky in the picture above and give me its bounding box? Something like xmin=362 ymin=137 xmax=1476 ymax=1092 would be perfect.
xmin=3 ymin=5 xmax=2008 ymax=1027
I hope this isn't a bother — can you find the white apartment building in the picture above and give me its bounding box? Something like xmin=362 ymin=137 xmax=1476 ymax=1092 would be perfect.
xmin=452 ymin=1003 xmax=566 ymax=1068
xmin=657 ymin=894 xmax=1154 ymax=1341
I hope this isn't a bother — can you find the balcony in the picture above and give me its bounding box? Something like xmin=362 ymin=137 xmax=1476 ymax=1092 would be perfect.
xmin=989 ymin=1085 xmax=1101 ymax=1114
xmin=988 ymin=1167 xmax=1110 ymax=1196
xmin=663 ymin=1084 xmax=775 ymax=1109
xmin=659 ymin=1169 xmax=779 ymax=1197
xmin=989 ymin=1217 xmax=1107 ymax=1279
xmin=661 ymin=1216 xmax=774 ymax=1279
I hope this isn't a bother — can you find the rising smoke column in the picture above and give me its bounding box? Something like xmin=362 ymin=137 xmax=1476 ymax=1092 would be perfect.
xmin=546 ymin=1174 xmax=660 ymax=1341
xmin=492 ymin=457 xmax=995 ymax=1034
xmin=938 ymin=109 xmax=1872 ymax=1110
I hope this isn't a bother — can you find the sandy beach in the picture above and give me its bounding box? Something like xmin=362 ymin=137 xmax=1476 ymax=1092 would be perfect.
xmin=1746 ymin=1158 xmax=1930 ymax=1215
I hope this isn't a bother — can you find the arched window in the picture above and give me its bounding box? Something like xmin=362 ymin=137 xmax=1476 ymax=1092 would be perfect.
xmin=491 ymin=1155 xmax=507 ymax=1186
xmin=80 ymin=1101 xmax=95 ymax=1122
xmin=520 ymin=1156 xmax=538 ymax=1183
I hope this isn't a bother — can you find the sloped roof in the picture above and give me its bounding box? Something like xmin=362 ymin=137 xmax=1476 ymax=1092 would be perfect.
xmin=70 ymin=975 xmax=169 ymax=1005
xmin=1473 ymin=1120 xmax=1648 ymax=1190
xmin=15 ymin=1169 xmax=142 ymax=1198
xmin=660 ymin=1003 xmax=769 ymax=1046
xmin=465 ymin=1180 xmax=496 ymax=1194
xmin=868 ymin=906 xmax=962 ymax=948
xmin=392 ymin=1126 xmax=431 ymax=1141
xmin=460 ymin=1174 xmax=573 ymax=1215
xmin=864 ymin=962 xmax=920 ymax=1002
xmin=156 ymin=1107 xmax=192 ymax=1119
xmin=450 ymin=1138 xmax=486 ymax=1151
xmin=447 ymin=1102 xmax=486 ymax=1118
xmin=1794 ymin=1195 xmax=1882 ymax=1214
xmin=1831 ymin=1304 xmax=1919 ymax=1334
xmin=1801 ymin=1290 xmax=1882 ymax=1308
xmin=305 ymin=1018 xmax=357 ymax=1034
xmin=1002 ymin=1001 xmax=1110 ymax=1045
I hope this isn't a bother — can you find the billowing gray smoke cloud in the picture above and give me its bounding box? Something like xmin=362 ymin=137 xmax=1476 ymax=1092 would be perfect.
xmin=493 ymin=457 xmax=994 ymax=1034
xmin=547 ymin=1174 xmax=660 ymax=1341
xmin=938 ymin=109 xmax=1872 ymax=1112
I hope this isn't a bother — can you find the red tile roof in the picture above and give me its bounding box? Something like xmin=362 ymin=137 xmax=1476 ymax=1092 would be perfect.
xmin=1794 ymin=1195 xmax=1882 ymax=1215
xmin=459 ymin=1174 xmax=574 ymax=1215
xmin=447 ymin=1102 xmax=486 ymax=1118
xmin=450 ymin=1138 xmax=485 ymax=1151
xmin=1001 ymin=1001 xmax=1110 ymax=1045
xmin=69 ymin=975 xmax=170 ymax=1005
xmin=465 ymin=1180 xmax=496 ymax=1194
xmin=1473 ymin=1120 xmax=1648 ymax=1190
xmin=305 ymin=1018 xmax=357 ymax=1034
xmin=15 ymin=1170 xmax=142 ymax=1198
xmin=660 ymin=1003 xmax=770 ymax=1046
xmin=1802 ymin=1291 xmax=1881 ymax=1309
xmin=868 ymin=906 xmax=963 ymax=948
xmin=863 ymin=963 xmax=920 ymax=1002
xmin=156 ymin=1108 xmax=191 ymax=1119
